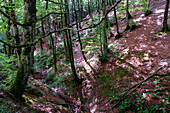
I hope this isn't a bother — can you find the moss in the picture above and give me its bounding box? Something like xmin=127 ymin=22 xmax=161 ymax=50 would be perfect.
xmin=114 ymin=66 xmax=130 ymax=78
xmin=10 ymin=60 xmax=25 ymax=100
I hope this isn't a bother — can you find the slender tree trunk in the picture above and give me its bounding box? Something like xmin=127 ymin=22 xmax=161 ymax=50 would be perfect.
xmin=107 ymin=16 xmax=113 ymax=38
xmin=80 ymin=0 xmax=83 ymax=20
xmin=162 ymin=0 xmax=170 ymax=32
xmin=88 ymin=0 xmax=93 ymax=19
xmin=98 ymin=0 xmax=103 ymax=56
xmin=125 ymin=0 xmax=130 ymax=30
xmin=40 ymin=20 xmax=45 ymax=52
xmin=60 ymin=0 xmax=69 ymax=60
xmin=114 ymin=6 xmax=119 ymax=33
xmin=49 ymin=18 xmax=57 ymax=74
xmin=53 ymin=15 xmax=57 ymax=73
xmin=72 ymin=0 xmax=96 ymax=73
xmin=10 ymin=0 xmax=37 ymax=100
xmin=102 ymin=0 xmax=108 ymax=57
xmin=65 ymin=0 xmax=80 ymax=86
xmin=9 ymin=0 xmax=21 ymax=59
xmin=4 ymin=17 xmax=11 ymax=57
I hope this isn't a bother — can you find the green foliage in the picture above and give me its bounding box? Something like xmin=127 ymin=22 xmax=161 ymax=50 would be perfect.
xmin=0 ymin=54 xmax=18 ymax=88
xmin=156 ymin=32 xmax=165 ymax=36
xmin=34 ymin=50 xmax=52 ymax=70
xmin=0 ymin=104 xmax=13 ymax=113
xmin=114 ymin=66 xmax=130 ymax=78
xmin=25 ymin=86 xmax=43 ymax=97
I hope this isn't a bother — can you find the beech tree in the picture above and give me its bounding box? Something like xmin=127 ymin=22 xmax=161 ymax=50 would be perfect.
xmin=10 ymin=0 xmax=37 ymax=100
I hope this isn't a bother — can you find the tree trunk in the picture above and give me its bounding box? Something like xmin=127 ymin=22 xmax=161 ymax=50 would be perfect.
xmin=125 ymin=0 xmax=130 ymax=30
xmin=102 ymin=0 xmax=108 ymax=57
xmin=10 ymin=0 xmax=37 ymax=100
xmin=65 ymin=0 xmax=80 ymax=86
xmin=97 ymin=0 xmax=103 ymax=56
xmin=114 ymin=6 xmax=119 ymax=34
xmin=162 ymin=0 xmax=170 ymax=32
xmin=4 ymin=17 xmax=11 ymax=57
xmin=49 ymin=18 xmax=57 ymax=74
xmin=72 ymin=0 xmax=96 ymax=73
xmin=60 ymin=0 xmax=69 ymax=60
xmin=9 ymin=0 xmax=21 ymax=59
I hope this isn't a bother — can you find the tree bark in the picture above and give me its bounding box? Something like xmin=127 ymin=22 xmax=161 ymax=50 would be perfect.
xmin=9 ymin=0 xmax=21 ymax=59
xmin=125 ymin=0 xmax=130 ymax=30
xmin=72 ymin=0 xmax=96 ymax=73
xmin=102 ymin=0 xmax=108 ymax=57
xmin=4 ymin=16 xmax=11 ymax=57
xmin=10 ymin=0 xmax=37 ymax=100
xmin=162 ymin=0 xmax=170 ymax=32
xmin=60 ymin=0 xmax=69 ymax=60
xmin=64 ymin=0 xmax=80 ymax=86
xmin=114 ymin=6 xmax=119 ymax=34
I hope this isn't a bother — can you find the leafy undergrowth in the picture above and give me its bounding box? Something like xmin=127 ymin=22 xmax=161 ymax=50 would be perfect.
xmin=0 ymin=0 xmax=170 ymax=113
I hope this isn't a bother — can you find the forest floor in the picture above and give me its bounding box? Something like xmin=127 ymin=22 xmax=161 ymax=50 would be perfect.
xmin=0 ymin=0 xmax=169 ymax=113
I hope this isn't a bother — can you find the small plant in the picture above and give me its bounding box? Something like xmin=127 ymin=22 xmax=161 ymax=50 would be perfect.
xmin=115 ymin=32 xmax=123 ymax=39
xmin=0 ymin=54 xmax=19 ymax=88
xmin=156 ymin=32 xmax=165 ymax=36
xmin=0 ymin=104 xmax=13 ymax=113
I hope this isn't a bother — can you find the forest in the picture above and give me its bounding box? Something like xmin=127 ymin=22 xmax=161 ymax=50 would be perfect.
xmin=0 ymin=0 xmax=169 ymax=112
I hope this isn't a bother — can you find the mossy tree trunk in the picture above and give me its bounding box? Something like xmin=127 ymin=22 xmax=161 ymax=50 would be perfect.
xmin=161 ymin=0 xmax=170 ymax=32
xmin=10 ymin=0 xmax=37 ymax=100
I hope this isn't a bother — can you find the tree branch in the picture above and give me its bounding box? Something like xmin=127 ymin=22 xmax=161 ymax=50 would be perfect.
xmin=35 ymin=12 xmax=66 ymax=23
xmin=0 ymin=27 xmax=69 ymax=48
xmin=0 ymin=0 xmax=122 ymax=48
xmin=46 ymin=0 xmax=67 ymax=6
xmin=0 ymin=9 xmax=25 ymax=27
xmin=74 ymin=0 xmax=122 ymax=32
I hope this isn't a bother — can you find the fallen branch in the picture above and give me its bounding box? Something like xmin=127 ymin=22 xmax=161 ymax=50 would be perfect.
xmin=100 ymin=66 xmax=164 ymax=112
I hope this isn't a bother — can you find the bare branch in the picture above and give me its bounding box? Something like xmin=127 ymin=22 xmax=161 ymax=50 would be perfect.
xmin=0 ymin=27 xmax=69 ymax=48
xmin=36 ymin=12 xmax=65 ymax=23
xmin=75 ymin=0 xmax=122 ymax=32
xmin=0 ymin=9 xmax=25 ymax=27
xmin=46 ymin=0 xmax=67 ymax=6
